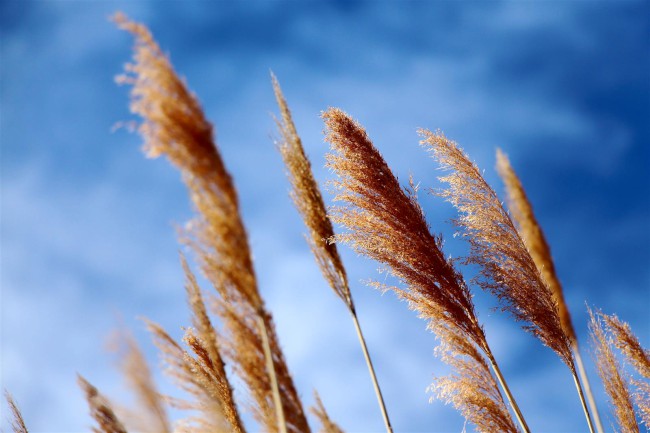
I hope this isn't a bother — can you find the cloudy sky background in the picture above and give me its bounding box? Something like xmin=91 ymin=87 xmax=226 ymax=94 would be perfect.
xmin=2 ymin=1 xmax=648 ymax=432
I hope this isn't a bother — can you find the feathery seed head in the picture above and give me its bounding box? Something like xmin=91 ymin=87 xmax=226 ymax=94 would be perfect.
xmin=601 ymin=313 xmax=650 ymax=380
xmin=116 ymin=15 xmax=309 ymax=432
xmin=588 ymin=308 xmax=639 ymax=433
xmin=323 ymin=109 xmax=520 ymax=431
xmin=600 ymin=312 xmax=650 ymax=426
xmin=4 ymin=391 xmax=30 ymax=433
xmin=77 ymin=376 xmax=128 ymax=433
xmin=311 ymin=392 xmax=345 ymax=433
xmin=429 ymin=323 xmax=520 ymax=433
xmin=323 ymin=108 xmax=485 ymax=349
xmin=421 ymin=129 xmax=574 ymax=369
xmin=495 ymin=149 xmax=576 ymax=343
xmin=116 ymin=332 xmax=171 ymax=433
xmin=273 ymin=77 xmax=351 ymax=306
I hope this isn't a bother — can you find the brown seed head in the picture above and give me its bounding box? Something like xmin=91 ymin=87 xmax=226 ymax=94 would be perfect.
xmin=273 ymin=76 xmax=351 ymax=307
xmin=428 ymin=322 xmax=519 ymax=433
xmin=117 ymin=332 xmax=171 ymax=433
xmin=588 ymin=308 xmax=639 ymax=433
xmin=323 ymin=109 xmax=517 ymax=431
xmin=323 ymin=108 xmax=485 ymax=350
xmin=115 ymin=13 xmax=309 ymax=432
xmin=143 ymin=259 xmax=244 ymax=432
xmin=4 ymin=391 xmax=29 ymax=433
xmin=421 ymin=129 xmax=574 ymax=369
xmin=601 ymin=313 xmax=650 ymax=426
xmin=601 ymin=313 xmax=650 ymax=380
xmin=310 ymin=392 xmax=345 ymax=433
xmin=217 ymin=301 xmax=310 ymax=433
xmin=113 ymin=11 xmax=259 ymax=309
xmin=495 ymin=149 xmax=576 ymax=343
xmin=77 ymin=376 xmax=128 ymax=433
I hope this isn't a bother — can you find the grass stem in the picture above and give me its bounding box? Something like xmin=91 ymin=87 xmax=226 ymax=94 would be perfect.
xmin=574 ymin=345 xmax=604 ymax=433
xmin=258 ymin=313 xmax=288 ymax=433
xmin=486 ymin=352 xmax=530 ymax=433
xmin=572 ymin=368 xmax=596 ymax=433
xmin=349 ymin=305 xmax=393 ymax=433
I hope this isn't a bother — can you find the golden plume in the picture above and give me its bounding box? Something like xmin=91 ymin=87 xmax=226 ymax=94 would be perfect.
xmin=114 ymin=13 xmax=309 ymax=433
xmin=117 ymin=332 xmax=171 ymax=433
xmin=601 ymin=313 xmax=650 ymax=426
xmin=143 ymin=256 xmax=244 ymax=433
xmin=602 ymin=313 xmax=650 ymax=379
xmin=323 ymin=108 xmax=524 ymax=432
xmin=496 ymin=149 xmax=604 ymax=433
xmin=588 ymin=308 xmax=639 ymax=433
xmin=273 ymin=74 xmax=350 ymax=307
xmin=273 ymin=76 xmax=390 ymax=432
xmin=495 ymin=149 xmax=575 ymax=341
xmin=77 ymin=376 xmax=129 ymax=433
xmin=311 ymin=392 xmax=345 ymax=433
xmin=4 ymin=391 xmax=29 ymax=433
xmin=422 ymin=129 xmax=595 ymax=432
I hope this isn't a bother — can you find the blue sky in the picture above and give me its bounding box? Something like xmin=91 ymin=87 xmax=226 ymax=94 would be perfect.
xmin=1 ymin=1 xmax=648 ymax=432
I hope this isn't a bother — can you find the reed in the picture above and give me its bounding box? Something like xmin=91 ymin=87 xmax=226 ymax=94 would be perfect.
xmin=588 ymin=308 xmax=639 ymax=433
xmin=600 ymin=312 xmax=650 ymax=427
xmin=117 ymin=331 xmax=171 ymax=433
xmin=4 ymin=391 xmax=29 ymax=433
xmin=77 ymin=376 xmax=128 ymax=433
xmin=422 ymin=129 xmax=596 ymax=432
xmin=141 ymin=256 xmax=244 ymax=433
xmin=495 ymin=148 xmax=604 ymax=433
xmin=113 ymin=12 xmax=308 ymax=433
xmin=602 ymin=313 xmax=650 ymax=380
xmin=323 ymin=108 xmax=523 ymax=433
xmin=7 ymin=13 xmax=649 ymax=433
xmin=311 ymin=392 xmax=345 ymax=433
xmin=272 ymin=75 xmax=392 ymax=433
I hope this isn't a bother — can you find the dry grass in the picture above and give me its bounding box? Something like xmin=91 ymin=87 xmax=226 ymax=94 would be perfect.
xmin=422 ymin=130 xmax=573 ymax=369
xmin=141 ymin=256 xmax=244 ymax=432
xmin=495 ymin=149 xmax=576 ymax=343
xmin=496 ymin=149 xmax=604 ymax=433
xmin=113 ymin=12 xmax=309 ymax=433
xmin=6 ymin=13 xmax=648 ymax=433
xmin=601 ymin=313 xmax=650 ymax=427
xmin=77 ymin=376 xmax=128 ymax=433
xmin=421 ymin=130 xmax=603 ymax=431
xmin=323 ymin=108 xmax=522 ymax=433
xmin=310 ymin=393 xmax=345 ymax=433
xmin=4 ymin=391 xmax=29 ymax=433
xmin=273 ymin=75 xmax=351 ymax=308
xmin=273 ymin=77 xmax=390 ymax=432
xmin=603 ymin=314 xmax=650 ymax=380
xmin=588 ymin=308 xmax=639 ymax=433
xmin=117 ymin=332 xmax=171 ymax=433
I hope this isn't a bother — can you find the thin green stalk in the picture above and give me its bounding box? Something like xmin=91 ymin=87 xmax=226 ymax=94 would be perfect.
xmin=349 ymin=304 xmax=393 ymax=433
